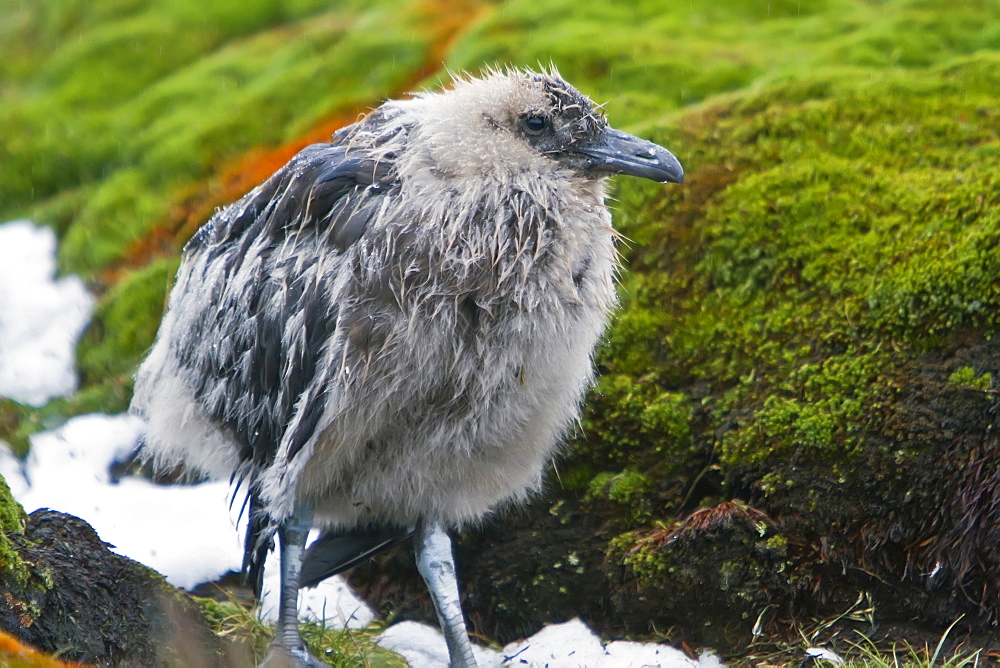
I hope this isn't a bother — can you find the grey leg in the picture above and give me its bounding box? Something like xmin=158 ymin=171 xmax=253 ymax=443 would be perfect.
xmin=262 ymin=501 xmax=325 ymax=668
xmin=414 ymin=518 xmax=478 ymax=668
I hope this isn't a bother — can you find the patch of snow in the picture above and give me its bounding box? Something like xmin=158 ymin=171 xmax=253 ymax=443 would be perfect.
xmin=501 ymin=618 xmax=606 ymax=667
xmin=0 ymin=413 xmax=240 ymax=589
xmin=608 ymin=640 xmax=725 ymax=667
xmin=0 ymin=220 xmax=94 ymax=406
xmin=0 ymin=411 xmax=376 ymax=626
xmin=378 ymin=618 xmax=725 ymax=667
xmin=377 ymin=621 xmax=502 ymax=667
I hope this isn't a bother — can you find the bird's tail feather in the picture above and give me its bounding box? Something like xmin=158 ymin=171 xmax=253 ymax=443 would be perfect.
xmin=299 ymin=525 xmax=414 ymax=589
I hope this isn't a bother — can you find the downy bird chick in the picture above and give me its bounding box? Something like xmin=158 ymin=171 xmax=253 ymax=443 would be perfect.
xmin=131 ymin=67 xmax=683 ymax=667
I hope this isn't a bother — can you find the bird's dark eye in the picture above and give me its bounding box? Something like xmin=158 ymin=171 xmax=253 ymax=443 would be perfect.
xmin=523 ymin=114 xmax=546 ymax=134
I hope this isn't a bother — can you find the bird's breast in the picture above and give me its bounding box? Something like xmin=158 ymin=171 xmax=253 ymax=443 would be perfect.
xmin=301 ymin=204 xmax=618 ymax=526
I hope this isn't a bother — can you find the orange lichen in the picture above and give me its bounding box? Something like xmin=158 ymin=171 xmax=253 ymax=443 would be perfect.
xmin=0 ymin=629 xmax=90 ymax=668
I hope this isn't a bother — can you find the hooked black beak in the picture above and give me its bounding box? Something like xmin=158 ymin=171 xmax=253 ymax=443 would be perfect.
xmin=577 ymin=128 xmax=684 ymax=184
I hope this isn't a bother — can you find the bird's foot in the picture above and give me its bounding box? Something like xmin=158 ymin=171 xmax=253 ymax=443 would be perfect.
xmin=259 ymin=641 xmax=328 ymax=668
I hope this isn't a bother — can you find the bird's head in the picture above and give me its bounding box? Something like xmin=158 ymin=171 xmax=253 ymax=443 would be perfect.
xmin=350 ymin=67 xmax=683 ymax=187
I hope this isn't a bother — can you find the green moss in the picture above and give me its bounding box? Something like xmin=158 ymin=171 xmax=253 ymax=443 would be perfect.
xmin=608 ymin=532 xmax=662 ymax=583
xmin=578 ymin=374 xmax=695 ymax=468
xmin=563 ymin=64 xmax=1000 ymax=629
xmin=948 ymin=366 xmax=993 ymax=392
xmin=556 ymin=464 xmax=595 ymax=492
xmin=58 ymin=170 xmax=174 ymax=275
xmin=0 ymin=476 xmax=30 ymax=589
xmin=0 ymin=478 xmax=27 ymax=537
xmin=587 ymin=469 xmax=651 ymax=505
xmin=583 ymin=469 xmax=657 ymax=527
xmin=0 ymin=400 xmax=32 ymax=458
xmin=607 ymin=470 xmax=650 ymax=505
xmin=566 ymin=52 xmax=1000 ymax=641
xmin=640 ymin=392 xmax=691 ymax=448
xmin=719 ymin=353 xmax=882 ymax=468
xmin=116 ymin=10 xmax=427 ymax=183
xmin=78 ymin=257 xmax=179 ymax=386
xmin=0 ymin=104 xmax=120 ymax=221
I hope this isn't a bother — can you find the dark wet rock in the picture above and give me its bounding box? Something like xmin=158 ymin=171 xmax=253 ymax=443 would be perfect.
xmin=0 ymin=504 xmax=227 ymax=666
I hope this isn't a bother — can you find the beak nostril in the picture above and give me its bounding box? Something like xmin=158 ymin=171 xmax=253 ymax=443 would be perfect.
xmin=636 ymin=152 xmax=655 ymax=160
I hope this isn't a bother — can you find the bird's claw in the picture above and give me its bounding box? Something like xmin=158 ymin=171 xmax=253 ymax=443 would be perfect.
xmin=259 ymin=642 xmax=328 ymax=668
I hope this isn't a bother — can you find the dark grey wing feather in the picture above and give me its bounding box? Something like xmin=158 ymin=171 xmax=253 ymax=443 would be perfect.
xmin=186 ymin=143 xmax=387 ymax=253
xmin=243 ymin=495 xmax=273 ymax=598
xmin=184 ymin=143 xmax=395 ymax=463
xmin=299 ymin=525 xmax=415 ymax=589
xmin=174 ymin=141 xmax=398 ymax=596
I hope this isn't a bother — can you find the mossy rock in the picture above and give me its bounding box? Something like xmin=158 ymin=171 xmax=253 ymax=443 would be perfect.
xmin=0 ymin=477 xmax=30 ymax=594
xmin=606 ymin=501 xmax=791 ymax=647
xmin=0 ymin=478 xmax=228 ymax=664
